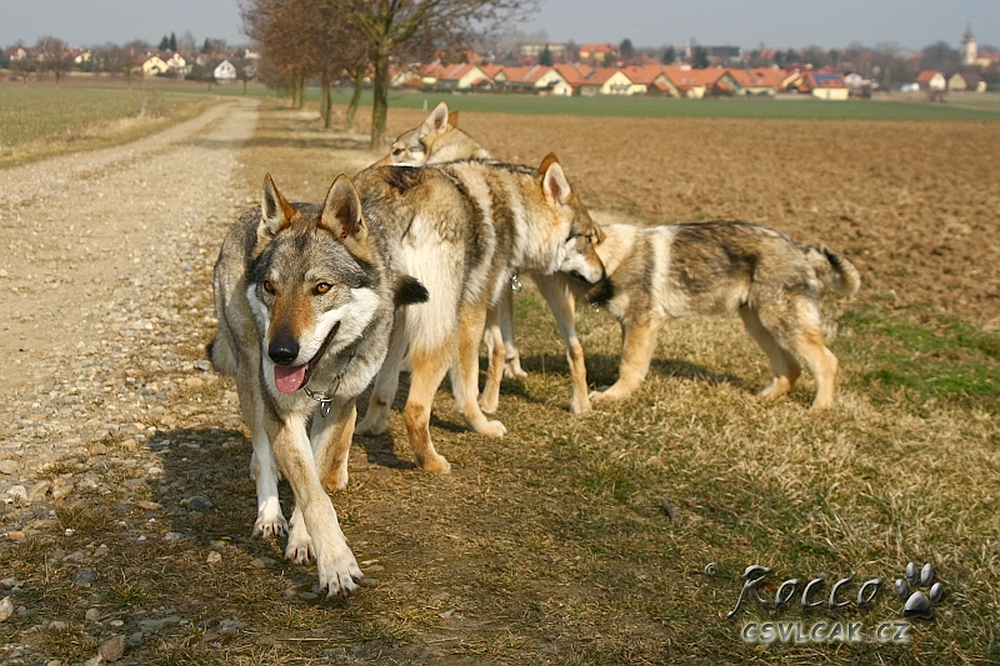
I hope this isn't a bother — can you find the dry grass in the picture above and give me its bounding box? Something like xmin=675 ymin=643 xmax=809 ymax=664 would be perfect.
xmin=0 ymin=84 xmax=218 ymax=167
xmin=1 ymin=99 xmax=999 ymax=665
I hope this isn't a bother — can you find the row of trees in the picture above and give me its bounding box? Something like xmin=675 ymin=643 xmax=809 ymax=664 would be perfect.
xmin=157 ymin=32 xmax=231 ymax=56
xmin=240 ymin=0 xmax=537 ymax=147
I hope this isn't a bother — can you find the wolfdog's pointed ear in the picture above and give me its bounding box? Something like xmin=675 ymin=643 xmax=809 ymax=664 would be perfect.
xmin=447 ymin=110 xmax=460 ymax=129
xmin=393 ymin=275 xmax=429 ymax=307
xmin=258 ymin=173 xmax=295 ymax=242
xmin=320 ymin=174 xmax=371 ymax=256
xmin=420 ymin=101 xmax=451 ymax=139
xmin=540 ymin=153 xmax=572 ymax=206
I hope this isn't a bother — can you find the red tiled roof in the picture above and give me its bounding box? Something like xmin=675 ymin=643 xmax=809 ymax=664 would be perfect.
xmin=621 ymin=64 xmax=666 ymax=85
xmin=661 ymin=65 xmax=725 ymax=89
xmin=726 ymin=68 xmax=784 ymax=89
xmin=581 ymin=67 xmax=630 ymax=85
xmin=552 ymin=63 xmax=593 ymax=85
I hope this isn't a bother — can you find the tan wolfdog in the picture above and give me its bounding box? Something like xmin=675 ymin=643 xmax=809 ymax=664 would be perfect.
xmin=353 ymin=155 xmax=605 ymax=473
xmin=377 ymin=102 xmax=595 ymax=414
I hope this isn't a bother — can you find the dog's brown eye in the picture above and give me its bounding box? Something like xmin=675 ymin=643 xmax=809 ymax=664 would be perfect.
xmin=263 ymin=280 xmax=275 ymax=295
xmin=315 ymin=282 xmax=331 ymax=295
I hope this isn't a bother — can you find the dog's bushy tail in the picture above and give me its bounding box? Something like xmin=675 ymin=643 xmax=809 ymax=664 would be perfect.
xmin=811 ymin=245 xmax=862 ymax=297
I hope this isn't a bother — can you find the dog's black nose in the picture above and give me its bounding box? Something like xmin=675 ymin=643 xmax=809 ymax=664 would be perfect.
xmin=268 ymin=333 xmax=299 ymax=365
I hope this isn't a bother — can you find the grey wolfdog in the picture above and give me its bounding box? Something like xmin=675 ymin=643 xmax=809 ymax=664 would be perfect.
xmin=209 ymin=174 xmax=427 ymax=597
xmin=581 ymin=220 xmax=861 ymax=409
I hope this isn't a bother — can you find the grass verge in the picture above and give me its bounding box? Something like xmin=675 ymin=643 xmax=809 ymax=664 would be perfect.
xmin=0 ymin=85 xmax=219 ymax=168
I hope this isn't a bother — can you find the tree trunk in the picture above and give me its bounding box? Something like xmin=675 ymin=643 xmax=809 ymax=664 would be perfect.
xmin=370 ymin=51 xmax=391 ymax=148
xmin=320 ymin=78 xmax=332 ymax=129
xmin=346 ymin=70 xmax=363 ymax=130
xmin=298 ymin=71 xmax=307 ymax=109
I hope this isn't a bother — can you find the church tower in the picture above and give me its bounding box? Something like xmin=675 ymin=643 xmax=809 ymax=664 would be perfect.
xmin=960 ymin=22 xmax=978 ymax=66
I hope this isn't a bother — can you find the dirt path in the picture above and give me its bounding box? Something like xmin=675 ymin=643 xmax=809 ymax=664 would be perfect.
xmin=0 ymin=99 xmax=258 ymax=479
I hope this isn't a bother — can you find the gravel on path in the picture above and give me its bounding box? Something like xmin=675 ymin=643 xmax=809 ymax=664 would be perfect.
xmin=0 ymin=99 xmax=260 ymax=500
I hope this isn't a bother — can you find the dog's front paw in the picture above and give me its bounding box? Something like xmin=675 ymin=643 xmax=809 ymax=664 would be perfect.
xmin=588 ymin=389 xmax=610 ymax=404
xmin=570 ymin=394 xmax=591 ymax=415
xmin=417 ymin=451 xmax=452 ymax=474
xmin=481 ymin=419 xmax=507 ymax=438
xmin=503 ymin=364 xmax=528 ymax=379
xmin=285 ymin=524 xmax=315 ymax=565
xmin=316 ymin=544 xmax=364 ymax=599
xmin=323 ymin=465 xmax=349 ymax=493
xmin=479 ymin=394 xmax=499 ymax=415
xmin=252 ymin=508 xmax=288 ymax=538
xmin=356 ymin=410 xmax=390 ymax=437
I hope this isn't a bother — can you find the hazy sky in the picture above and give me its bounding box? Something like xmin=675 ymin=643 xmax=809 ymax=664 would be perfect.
xmin=0 ymin=0 xmax=995 ymax=52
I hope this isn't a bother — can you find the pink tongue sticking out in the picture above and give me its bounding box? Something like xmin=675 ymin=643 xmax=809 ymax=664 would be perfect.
xmin=273 ymin=364 xmax=308 ymax=393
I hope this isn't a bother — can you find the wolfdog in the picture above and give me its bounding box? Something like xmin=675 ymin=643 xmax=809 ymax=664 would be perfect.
xmin=209 ymin=174 xmax=427 ymax=597
xmin=352 ymin=154 xmax=605 ymax=473
xmin=378 ymin=102 xmax=594 ymax=414
xmin=375 ymin=100 xmax=491 ymax=167
xmin=581 ymin=221 xmax=861 ymax=408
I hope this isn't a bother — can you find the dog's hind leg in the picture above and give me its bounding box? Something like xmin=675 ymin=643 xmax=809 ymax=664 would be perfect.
xmin=404 ymin=344 xmax=455 ymax=473
xmin=311 ymin=398 xmax=357 ymax=492
xmin=793 ymin=323 xmax=839 ymax=410
xmin=534 ymin=274 xmax=590 ymax=414
xmin=357 ymin=316 xmax=408 ymax=436
xmin=498 ymin=287 xmax=527 ymax=379
xmin=480 ymin=305 xmax=507 ymax=415
xmin=590 ymin=315 xmax=663 ymax=405
xmin=739 ymin=305 xmax=801 ymax=402
xmin=455 ymin=303 xmax=507 ymax=437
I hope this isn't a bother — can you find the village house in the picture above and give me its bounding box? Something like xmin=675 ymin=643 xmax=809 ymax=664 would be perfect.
xmin=213 ymin=59 xmax=237 ymax=82
xmin=661 ymin=65 xmax=726 ymax=98
xmin=497 ymin=65 xmax=572 ymax=95
xmin=4 ymin=45 xmax=29 ymax=61
xmin=577 ymin=67 xmax=636 ymax=96
xmin=803 ymin=71 xmax=849 ymax=100
xmin=948 ymin=71 xmax=986 ymax=92
xmin=577 ymin=42 xmax=618 ymax=65
xmin=141 ymin=54 xmax=169 ymax=76
xmin=165 ymin=52 xmax=188 ymax=76
xmin=620 ymin=64 xmax=676 ymax=95
xmin=435 ymin=64 xmax=491 ymax=91
xmin=72 ymin=49 xmax=92 ymax=69
xmin=723 ymin=68 xmax=784 ymax=96
xmin=916 ymin=70 xmax=947 ymax=91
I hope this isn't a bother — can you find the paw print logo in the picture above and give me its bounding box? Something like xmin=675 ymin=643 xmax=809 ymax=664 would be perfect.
xmin=894 ymin=562 xmax=944 ymax=620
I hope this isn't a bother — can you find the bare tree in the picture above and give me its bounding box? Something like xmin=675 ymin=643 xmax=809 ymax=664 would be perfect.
xmin=338 ymin=0 xmax=537 ymax=147
xmin=104 ymin=46 xmax=139 ymax=88
xmin=10 ymin=56 xmax=36 ymax=85
xmin=243 ymin=0 xmax=370 ymax=127
xmin=242 ymin=0 xmax=321 ymax=107
xmin=37 ymin=36 xmax=73 ymax=85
